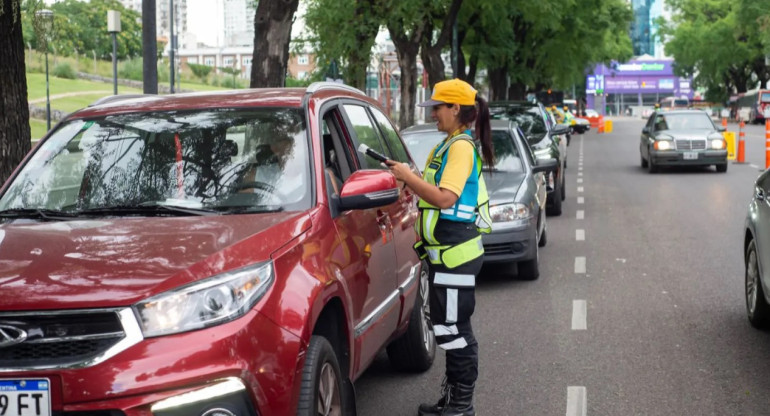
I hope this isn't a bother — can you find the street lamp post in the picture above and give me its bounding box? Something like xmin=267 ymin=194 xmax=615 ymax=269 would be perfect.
xmin=35 ymin=9 xmax=54 ymax=131
xmin=107 ymin=10 xmax=121 ymax=95
xmin=169 ymin=0 xmax=175 ymax=93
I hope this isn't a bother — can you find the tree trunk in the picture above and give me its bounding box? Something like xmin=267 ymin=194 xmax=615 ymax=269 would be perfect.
xmin=393 ymin=42 xmax=419 ymax=129
xmin=250 ymin=0 xmax=300 ymax=88
xmin=488 ymin=67 xmax=509 ymax=101
xmin=345 ymin=0 xmax=380 ymax=91
xmin=507 ymin=83 xmax=526 ymax=100
xmin=0 ymin=0 xmax=31 ymax=185
xmin=419 ymin=0 xmax=463 ymax=90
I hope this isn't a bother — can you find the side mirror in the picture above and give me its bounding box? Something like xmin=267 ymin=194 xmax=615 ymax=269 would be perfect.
xmin=551 ymin=124 xmax=570 ymax=135
xmin=642 ymin=126 xmax=650 ymax=134
xmin=532 ymin=158 xmax=558 ymax=173
xmin=338 ymin=170 xmax=399 ymax=211
xmin=717 ymin=126 xmax=726 ymax=132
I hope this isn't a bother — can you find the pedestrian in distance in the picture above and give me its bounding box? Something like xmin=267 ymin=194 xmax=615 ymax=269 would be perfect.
xmin=386 ymin=78 xmax=494 ymax=416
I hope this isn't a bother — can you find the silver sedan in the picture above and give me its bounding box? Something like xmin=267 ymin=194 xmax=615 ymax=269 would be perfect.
xmin=639 ymin=109 xmax=728 ymax=173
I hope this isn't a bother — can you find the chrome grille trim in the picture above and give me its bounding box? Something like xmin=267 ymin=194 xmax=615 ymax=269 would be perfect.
xmin=0 ymin=308 xmax=143 ymax=372
xmin=675 ymin=139 xmax=707 ymax=150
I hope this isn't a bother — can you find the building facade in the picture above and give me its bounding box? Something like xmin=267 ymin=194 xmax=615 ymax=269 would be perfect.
xmin=224 ymin=0 xmax=256 ymax=47
xmin=586 ymin=57 xmax=693 ymax=116
xmin=629 ymin=0 xmax=668 ymax=58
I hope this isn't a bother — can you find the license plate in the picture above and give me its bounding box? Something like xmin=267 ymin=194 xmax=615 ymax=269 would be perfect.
xmin=0 ymin=379 xmax=51 ymax=416
xmin=683 ymin=152 xmax=698 ymax=160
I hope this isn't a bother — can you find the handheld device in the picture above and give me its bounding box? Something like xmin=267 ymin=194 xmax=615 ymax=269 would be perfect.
xmin=358 ymin=143 xmax=389 ymax=163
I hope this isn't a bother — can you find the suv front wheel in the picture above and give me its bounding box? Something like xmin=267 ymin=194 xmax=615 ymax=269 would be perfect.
xmin=296 ymin=336 xmax=346 ymax=416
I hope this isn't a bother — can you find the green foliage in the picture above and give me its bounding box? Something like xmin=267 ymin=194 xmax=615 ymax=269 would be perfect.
xmin=52 ymin=62 xmax=77 ymax=79
xmin=660 ymin=0 xmax=769 ymax=101
xmin=188 ymin=63 xmax=213 ymax=83
xmin=118 ymin=57 xmax=143 ymax=81
xmin=21 ymin=0 xmax=143 ymax=60
xmin=221 ymin=76 xmax=242 ymax=89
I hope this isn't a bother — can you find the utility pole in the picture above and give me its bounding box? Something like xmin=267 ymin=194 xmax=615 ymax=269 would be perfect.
xmin=169 ymin=0 xmax=175 ymax=93
xmin=142 ymin=0 xmax=158 ymax=94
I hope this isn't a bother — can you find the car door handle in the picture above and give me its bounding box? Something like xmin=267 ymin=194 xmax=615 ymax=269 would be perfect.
xmin=756 ymin=187 xmax=766 ymax=201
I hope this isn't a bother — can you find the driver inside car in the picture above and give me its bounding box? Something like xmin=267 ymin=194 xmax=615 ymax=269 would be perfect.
xmin=237 ymin=132 xmax=302 ymax=202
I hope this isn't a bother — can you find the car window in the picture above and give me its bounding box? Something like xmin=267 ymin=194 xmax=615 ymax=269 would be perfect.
xmin=343 ymin=104 xmax=389 ymax=170
xmin=0 ymin=108 xmax=311 ymax=213
xmin=371 ymin=107 xmax=410 ymax=163
xmin=402 ymin=131 xmax=444 ymax=171
xmin=491 ymin=130 xmax=523 ymax=172
xmin=516 ymin=127 xmax=536 ymax=168
xmin=489 ymin=106 xmax=548 ymax=139
xmin=654 ymin=116 xmax=668 ymax=131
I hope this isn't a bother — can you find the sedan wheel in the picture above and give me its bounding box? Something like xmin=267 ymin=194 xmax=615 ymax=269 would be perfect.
xmin=641 ymin=153 xmax=648 ymax=168
xmin=647 ymin=150 xmax=658 ymax=173
xmin=746 ymin=240 xmax=770 ymax=328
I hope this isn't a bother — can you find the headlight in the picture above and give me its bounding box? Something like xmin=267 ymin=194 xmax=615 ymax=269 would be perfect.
xmin=134 ymin=262 xmax=274 ymax=337
xmin=490 ymin=203 xmax=531 ymax=223
xmin=710 ymin=139 xmax=726 ymax=150
xmin=534 ymin=148 xmax=553 ymax=159
xmin=654 ymin=140 xmax=674 ymax=150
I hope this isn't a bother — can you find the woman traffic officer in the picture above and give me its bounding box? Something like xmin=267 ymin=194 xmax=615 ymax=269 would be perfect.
xmin=386 ymin=78 xmax=493 ymax=416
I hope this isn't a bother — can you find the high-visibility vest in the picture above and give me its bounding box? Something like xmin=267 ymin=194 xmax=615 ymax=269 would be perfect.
xmin=413 ymin=133 xmax=492 ymax=269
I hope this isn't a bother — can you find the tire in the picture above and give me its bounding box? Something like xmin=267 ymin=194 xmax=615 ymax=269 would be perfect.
xmin=386 ymin=261 xmax=435 ymax=372
xmin=647 ymin=152 xmax=658 ymax=174
xmin=746 ymin=240 xmax=770 ymax=329
xmin=518 ymin=244 xmax=540 ymax=280
xmin=547 ymin=174 xmax=563 ymax=216
xmin=716 ymin=163 xmax=728 ymax=173
xmin=296 ymin=336 xmax=346 ymax=416
xmin=641 ymin=154 xmax=648 ymax=168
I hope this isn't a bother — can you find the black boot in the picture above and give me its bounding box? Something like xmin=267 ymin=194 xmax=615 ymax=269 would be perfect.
xmin=417 ymin=381 xmax=475 ymax=416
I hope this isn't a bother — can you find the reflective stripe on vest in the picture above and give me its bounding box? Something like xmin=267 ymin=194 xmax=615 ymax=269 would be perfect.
xmin=413 ymin=132 xmax=492 ymax=268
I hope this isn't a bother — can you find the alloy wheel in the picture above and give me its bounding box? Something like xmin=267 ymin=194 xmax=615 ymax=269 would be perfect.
xmin=419 ymin=267 xmax=435 ymax=352
xmin=317 ymin=362 xmax=342 ymax=416
xmin=747 ymin=247 xmax=759 ymax=315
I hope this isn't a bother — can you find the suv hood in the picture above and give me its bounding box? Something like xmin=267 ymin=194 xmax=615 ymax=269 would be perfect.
xmin=0 ymin=213 xmax=309 ymax=310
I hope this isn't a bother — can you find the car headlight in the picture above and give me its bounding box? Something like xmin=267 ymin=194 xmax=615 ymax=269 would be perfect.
xmin=490 ymin=203 xmax=531 ymax=223
xmin=534 ymin=148 xmax=553 ymax=159
xmin=654 ymin=140 xmax=674 ymax=150
xmin=134 ymin=262 xmax=274 ymax=337
xmin=710 ymin=139 xmax=726 ymax=150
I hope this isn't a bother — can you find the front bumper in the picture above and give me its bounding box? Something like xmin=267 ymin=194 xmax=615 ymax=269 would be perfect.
xmin=650 ymin=149 xmax=728 ymax=166
xmin=0 ymin=309 xmax=304 ymax=416
xmin=482 ymin=221 xmax=538 ymax=263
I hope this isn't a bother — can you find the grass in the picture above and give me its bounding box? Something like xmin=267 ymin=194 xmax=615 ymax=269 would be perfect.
xmin=30 ymin=119 xmax=48 ymax=142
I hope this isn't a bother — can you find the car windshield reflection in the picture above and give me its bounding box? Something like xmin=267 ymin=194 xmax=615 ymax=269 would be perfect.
xmin=0 ymin=108 xmax=312 ymax=216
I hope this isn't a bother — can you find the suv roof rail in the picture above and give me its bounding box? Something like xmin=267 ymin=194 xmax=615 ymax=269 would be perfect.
xmin=306 ymin=81 xmax=365 ymax=96
xmin=88 ymin=94 xmax=159 ymax=107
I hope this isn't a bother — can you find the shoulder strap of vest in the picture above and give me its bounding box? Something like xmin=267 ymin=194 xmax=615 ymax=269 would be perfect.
xmin=435 ymin=133 xmax=475 ymax=159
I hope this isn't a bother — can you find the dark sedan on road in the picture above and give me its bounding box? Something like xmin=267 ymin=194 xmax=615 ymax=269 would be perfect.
xmin=489 ymin=101 xmax=570 ymax=216
xmin=640 ymin=109 xmax=728 ymax=173
xmin=401 ymin=120 xmax=558 ymax=280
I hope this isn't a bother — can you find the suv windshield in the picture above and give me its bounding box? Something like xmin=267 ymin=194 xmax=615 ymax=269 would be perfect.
xmin=402 ymin=130 xmax=523 ymax=173
xmin=0 ymin=108 xmax=311 ymax=216
xmin=489 ymin=105 xmax=547 ymax=142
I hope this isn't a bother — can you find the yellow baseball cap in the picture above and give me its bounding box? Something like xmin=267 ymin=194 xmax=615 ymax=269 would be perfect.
xmin=418 ymin=79 xmax=477 ymax=107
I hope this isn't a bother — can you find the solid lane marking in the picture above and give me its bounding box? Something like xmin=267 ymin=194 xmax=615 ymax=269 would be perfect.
xmin=566 ymin=386 xmax=587 ymax=416
xmin=577 ymin=210 xmax=584 ymax=219
xmin=576 ymin=229 xmax=585 ymax=241
xmin=575 ymin=257 xmax=586 ymax=274
xmin=572 ymin=300 xmax=587 ymax=330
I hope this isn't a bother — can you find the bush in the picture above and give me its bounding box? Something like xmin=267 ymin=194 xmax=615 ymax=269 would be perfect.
xmin=119 ymin=58 xmax=143 ymax=81
xmin=221 ymin=76 xmax=242 ymax=89
xmin=52 ymin=62 xmax=77 ymax=79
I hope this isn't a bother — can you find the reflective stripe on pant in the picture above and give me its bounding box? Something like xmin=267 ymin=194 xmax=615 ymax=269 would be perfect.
xmin=429 ymin=254 xmax=483 ymax=385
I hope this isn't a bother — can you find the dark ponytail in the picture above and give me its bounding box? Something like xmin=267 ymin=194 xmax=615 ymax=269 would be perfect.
xmin=458 ymin=94 xmax=494 ymax=167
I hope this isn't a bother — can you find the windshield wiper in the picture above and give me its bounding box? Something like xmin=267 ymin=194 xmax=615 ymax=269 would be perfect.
xmin=0 ymin=208 xmax=78 ymax=221
xmin=78 ymin=203 xmax=220 ymax=217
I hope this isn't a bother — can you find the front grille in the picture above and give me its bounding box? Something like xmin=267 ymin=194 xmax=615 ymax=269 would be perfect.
xmin=675 ymin=139 xmax=706 ymax=150
xmin=484 ymin=241 xmax=527 ymax=256
xmin=0 ymin=310 xmax=132 ymax=369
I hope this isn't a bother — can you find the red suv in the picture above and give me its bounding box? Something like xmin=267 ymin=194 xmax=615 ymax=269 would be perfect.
xmin=0 ymin=83 xmax=434 ymax=416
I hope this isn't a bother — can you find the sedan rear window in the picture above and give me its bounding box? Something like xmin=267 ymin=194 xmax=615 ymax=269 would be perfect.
xmin=0 ymin=108 xmax=311 ymax=215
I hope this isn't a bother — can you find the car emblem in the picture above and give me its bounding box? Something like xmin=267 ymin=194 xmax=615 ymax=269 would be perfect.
xmin=0 ymin=324 xmax=28 ymax=348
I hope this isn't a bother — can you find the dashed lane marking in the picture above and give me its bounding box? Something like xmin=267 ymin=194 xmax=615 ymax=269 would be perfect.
xmin=566 ymin=386 xmax=587 ymax=416
xmin=577 ymin=197 xmax=584 ymax=204
xmin=577 ymin=210 xmax=584 ymax=220
xmin=574 ymin=257 xmax=586 ymax=274
xmin=572 ymin=300 xmax=587 ymax=330
xmin=576 ymin=229 xmax=585 ymax=241
xmin=578 ymin=186 xmax=584 ymax=193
